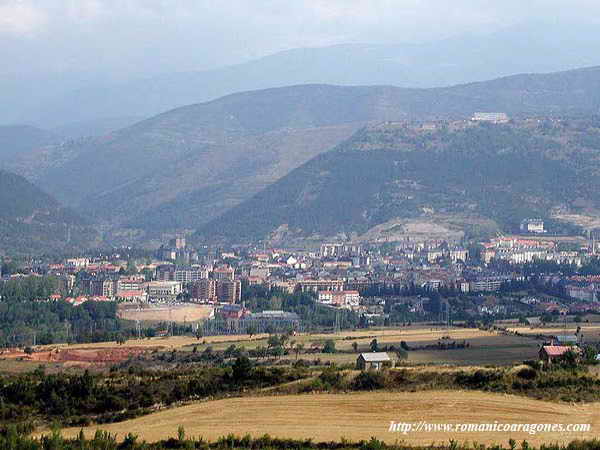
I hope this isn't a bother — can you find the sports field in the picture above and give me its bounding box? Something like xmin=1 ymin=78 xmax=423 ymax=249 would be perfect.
xmin=117 ymin=303 xmax=214 ymax=323
xmin=57 ymin=390 xmax=598 ymax=446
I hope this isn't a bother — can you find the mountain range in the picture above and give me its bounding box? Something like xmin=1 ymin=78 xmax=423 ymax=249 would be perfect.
xmin=4 ymin=64 xmax=600 ymax=249
xmin=7 ymin=21 xmax=600 ymax=129
xmin=16 ymin=65 xmax=600 ymax=237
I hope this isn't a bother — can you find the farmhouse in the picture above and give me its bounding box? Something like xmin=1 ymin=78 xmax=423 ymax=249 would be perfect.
xmin=539 ymin=345 xmax=571 ymax=364
xmin=356 ymin=352 xmax=392 ymax=371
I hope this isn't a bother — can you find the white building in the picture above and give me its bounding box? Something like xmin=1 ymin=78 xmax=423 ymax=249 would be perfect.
xmin=318 ymin=290 xmax=360 ymax=308
xmin=147 ymin=281 xmax=182 ymax=301
xmin=520 ymin=219 xmax=545 ymax=234
xmin=471 ymin=112 xmax=509 ymax=123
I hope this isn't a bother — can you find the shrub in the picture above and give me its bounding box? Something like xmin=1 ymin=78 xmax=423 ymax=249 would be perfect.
xmin=352 ymin=371 xmax=386 ymax=390
xmin=318 ymin=368 xmax=344 ymax=389
xmin=516 ymin=367 xmax=537 ymax=380
xmin=322 ymin=340 xmax=336 ymax=354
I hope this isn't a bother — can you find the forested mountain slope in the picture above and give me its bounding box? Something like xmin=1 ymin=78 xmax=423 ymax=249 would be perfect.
xmin=0 ymin=170 xmax=97 ymax=255
xmin=197 ymin=118 xmax=600 ymax=242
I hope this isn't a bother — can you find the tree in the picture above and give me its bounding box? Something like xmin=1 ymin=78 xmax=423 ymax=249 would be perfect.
xmin=370 ymin=339 xmax=379 ymax=352
xmin=294 ymin=343 xmax=304 ymax=360
xmin=352 ymin=342 xmax=359 ymax=353
xmin=267 ymin=335 xmax=281 ymax=349
xmin=279 ymin=334 xmax=289 ymax=350
xmin=246 ymin=324 xmax=257 ymax=338
xmin=232 ymin=356 xmax=253 ymax=382
xmin=255 ymin=345 xmax=267 ymax=360
xmin=269 ymin=345 xmax=285 ymax=359
xmin=322 ymin=339 xmax=336 ymax=354
xmin=396 ymin=349 xmax=408 ymax=360
xmin=224 ymin=344 xmax=239 ymax=359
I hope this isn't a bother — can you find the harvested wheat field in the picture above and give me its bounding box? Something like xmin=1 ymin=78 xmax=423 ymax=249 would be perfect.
xmin=508 ymin=325 xmax=600 ymax=343
xmin=37 ymin=333 xmax=272 ymax=353
xmin=58 ymin=391 xmax=598 ymax=446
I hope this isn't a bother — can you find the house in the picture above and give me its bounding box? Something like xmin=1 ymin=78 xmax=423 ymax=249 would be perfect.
xmin=539 ymin=345 xmax=572 ymax=364
xmin=356 ymin=352 xmax=392 ymax=371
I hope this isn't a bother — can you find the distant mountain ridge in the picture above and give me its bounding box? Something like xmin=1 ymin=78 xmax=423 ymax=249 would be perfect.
xmin=23 ymin=65 xmax=600 ymax=240
xmin=14 ymin=21 xmax=600 ymax=128
xmin=0 ymin=170 xmax=97 ymax=255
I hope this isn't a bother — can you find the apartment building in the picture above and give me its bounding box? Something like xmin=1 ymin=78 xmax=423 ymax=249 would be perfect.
xmin=147 ymin=281 xmax=182 ymax=301
xmin=156 ymin=265 xmax=208 ymax=282
xmin=297 ymin=279 xmax=344 ymax=293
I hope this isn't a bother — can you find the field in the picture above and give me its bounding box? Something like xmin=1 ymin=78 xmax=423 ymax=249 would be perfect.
xmin=508 ymin=324 xmax=600 ymax=344
xmin=179 ymin=327 xmax=541 ymax=366
xmin=117 ymin=303 xmax=214 ymax=323
xmin=0 ymin=326 xmax=540 ymax=370
xmin=58 ymin=390 xmax=598 ymax=446
xmin=0 ymin=325 xmax=546 ymax=373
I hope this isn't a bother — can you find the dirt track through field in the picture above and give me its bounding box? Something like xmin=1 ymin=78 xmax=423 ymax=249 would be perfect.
xmin=57 ymin=391 xmax=598 ymax=446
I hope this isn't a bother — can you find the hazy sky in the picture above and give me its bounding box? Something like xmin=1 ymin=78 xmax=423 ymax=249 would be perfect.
xmin=1 ymin=0 xmax=599 ymax=80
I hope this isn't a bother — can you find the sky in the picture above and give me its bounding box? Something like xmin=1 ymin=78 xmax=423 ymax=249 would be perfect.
xmin=2 ymin=0 xmax=600 ymax=81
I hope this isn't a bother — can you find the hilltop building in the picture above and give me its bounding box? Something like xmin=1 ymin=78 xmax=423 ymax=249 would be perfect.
xmin=471 ymin=112 xmax=509 ymax=123
xmin=520 ymin=219 xmax=545 ymax=234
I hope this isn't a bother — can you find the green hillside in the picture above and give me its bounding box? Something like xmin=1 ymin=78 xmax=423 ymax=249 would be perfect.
xmin=0 ymin=170 xmax=97 ymax=256
xmin=196 ymin=118 xmax=600 ymax=242
xmin=29 ymin=66 xmax=600 ymax=235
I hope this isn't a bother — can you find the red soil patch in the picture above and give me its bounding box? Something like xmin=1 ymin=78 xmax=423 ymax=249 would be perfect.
xmin=0 ymin=346 xmax=160 ymax=366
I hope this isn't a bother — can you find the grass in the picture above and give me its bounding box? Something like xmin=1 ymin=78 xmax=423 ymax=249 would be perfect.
xmin=56 ymin=390 xmax=598 ymax=446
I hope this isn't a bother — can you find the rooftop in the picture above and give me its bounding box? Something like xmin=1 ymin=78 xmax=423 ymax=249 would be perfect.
xmin=359 ymin=352 xmax=391 ymax=362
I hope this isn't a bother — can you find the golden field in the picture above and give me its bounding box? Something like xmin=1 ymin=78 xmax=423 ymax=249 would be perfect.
xmin=56 ymin=390 xmax=598 ymax=446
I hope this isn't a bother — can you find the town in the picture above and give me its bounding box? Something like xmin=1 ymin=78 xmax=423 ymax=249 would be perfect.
xmin=3 ymin=213 xmax=600 ymax=342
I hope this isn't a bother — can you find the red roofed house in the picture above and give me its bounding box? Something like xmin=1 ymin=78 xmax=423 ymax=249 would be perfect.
xmin=539 ymin=345 xmax=572 ymax=364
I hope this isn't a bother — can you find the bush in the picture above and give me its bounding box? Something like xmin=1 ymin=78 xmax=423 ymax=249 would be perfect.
xmin=516 ymin=367 xmax=537 ymax=380
xmin=322 ymin=340 xmax=336 ymax=354
xmin=318 ymin=368 xmax=344 ymax=389
xmin=352 ymin=371 xmax=386 ymax=390
xmin=523 ymin=360 xmax=541 ymax=371
xmin=455 ymin=369 xmax=503 ymax=388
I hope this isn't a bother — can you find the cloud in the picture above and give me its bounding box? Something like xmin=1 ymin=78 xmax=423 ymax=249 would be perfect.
xmin=0 ymin=1 xmax=47 ymax=35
